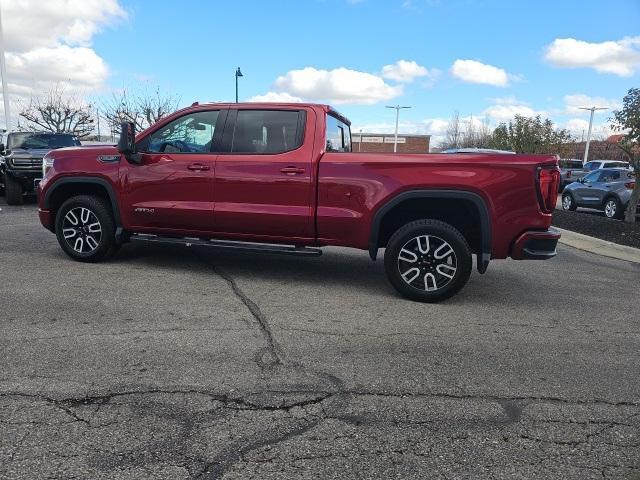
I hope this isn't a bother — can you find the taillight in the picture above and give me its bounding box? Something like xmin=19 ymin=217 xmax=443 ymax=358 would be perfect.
xmin=536 ymin=166 xmax=560 ymax=214
xmin=625 ymin=182 xmax=636 ymax=190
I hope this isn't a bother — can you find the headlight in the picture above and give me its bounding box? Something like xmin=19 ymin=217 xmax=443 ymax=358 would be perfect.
xmin=42 ymin=155 xmax=55 ymax=178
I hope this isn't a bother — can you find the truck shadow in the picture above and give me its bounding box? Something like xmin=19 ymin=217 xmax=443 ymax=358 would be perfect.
xmin=111 ymin=242 xmax=546 ymax=307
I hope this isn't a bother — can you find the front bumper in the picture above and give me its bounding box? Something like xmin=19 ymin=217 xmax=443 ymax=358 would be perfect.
xmin=6 ymin=169 xmax=41 ymax=192
xmin=510 ymin=228 xmax=561 ymax=260
xmin=39 ymin=208 xmax=54 ymax=232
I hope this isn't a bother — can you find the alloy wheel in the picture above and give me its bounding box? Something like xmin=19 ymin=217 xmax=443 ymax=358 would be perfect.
xmin=397 ymin=235 xmax=457 ymax=291
xmin=605 ymin=200 xmax=617 ymax=218
xmin=562 ymin=195 xmax=573 ymax=210
xmin=62 ymin=207 xmax=102 ymax=253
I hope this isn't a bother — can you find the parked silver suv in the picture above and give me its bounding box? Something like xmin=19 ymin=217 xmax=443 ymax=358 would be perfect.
xmin=561 ymin=168 xmax=637 ymax=219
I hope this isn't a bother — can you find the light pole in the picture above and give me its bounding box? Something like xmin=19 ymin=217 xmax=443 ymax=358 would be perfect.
xmin=386 ymin=105 xmax=411 ymax=153
xmin=235 ymin=67 xmax=243 ymax=103
xmin=0 ymin=3 xmax=11 ymax=132
xmin=579 ymin=106 xmax=607 ymax=164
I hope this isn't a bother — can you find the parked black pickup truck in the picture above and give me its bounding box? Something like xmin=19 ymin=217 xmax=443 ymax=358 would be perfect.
xmin=0 ymin=132 xmax=80 ymax=205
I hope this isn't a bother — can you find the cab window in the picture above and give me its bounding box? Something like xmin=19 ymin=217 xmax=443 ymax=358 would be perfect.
xmin=326 ymin=115 xmax=351 ymax=152
xmin=230 ymin=110 xmax=303 ymax=154
xmin=146 ymin=110 xmax=219 ymax=153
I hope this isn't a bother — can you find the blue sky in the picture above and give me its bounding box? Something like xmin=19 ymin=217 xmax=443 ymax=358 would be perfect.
xmin=3 ymin=0 xmax=640 ymax=143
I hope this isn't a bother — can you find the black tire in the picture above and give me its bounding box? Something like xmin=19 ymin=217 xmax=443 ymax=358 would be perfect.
xmin=55 ymin=195 xmax=118 ymax=262
xmin=5 ymin=175 xmax=24 ymax=205
xmin=603 ymin=197 xmax=623 ymax=220
xmin=561 ymin=192 xmax=577 ymax=211
xmin=384 ymin=219 xmax=473 ymax=303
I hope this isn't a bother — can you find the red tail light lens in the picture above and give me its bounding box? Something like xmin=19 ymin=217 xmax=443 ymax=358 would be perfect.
xmin=625 ymin=182 xmax=636 ymax=190
xmin=537 ymin=166 xmax=560 ymax=214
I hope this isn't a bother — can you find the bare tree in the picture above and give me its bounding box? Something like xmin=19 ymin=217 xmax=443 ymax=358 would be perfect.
xmin=441 ymin=111 xmax=462 ymax=150
xmin=102 ymin=86 xmax=181 ymax=134
xmin=18 ymin=86 xmax=95 ymax=138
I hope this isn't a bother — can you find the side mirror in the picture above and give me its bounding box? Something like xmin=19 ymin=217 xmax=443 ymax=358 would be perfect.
xmin=117 ymin=122 xmax=141 ymax=164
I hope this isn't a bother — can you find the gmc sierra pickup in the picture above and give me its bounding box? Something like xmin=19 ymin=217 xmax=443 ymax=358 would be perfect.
xmin=37 ymin=102 xmax=561 ymax=302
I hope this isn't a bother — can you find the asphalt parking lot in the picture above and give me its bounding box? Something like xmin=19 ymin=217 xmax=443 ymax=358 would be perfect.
xmin=1 ymin=197 xmax=639 ymax=480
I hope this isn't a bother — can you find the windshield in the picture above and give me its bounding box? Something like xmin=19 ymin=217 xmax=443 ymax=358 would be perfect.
xmin=8 ymin=133 xmax=81 ymax=150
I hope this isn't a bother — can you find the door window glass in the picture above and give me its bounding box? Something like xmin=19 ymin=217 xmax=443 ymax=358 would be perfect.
xmin=598 ymin=171 xmax=620 ymax=182
xmin=582 ymin=171 xmax=600 ymax=183
xmin=147 ymin=111 xmax=219 ymax=153
xmin=231 ymin=110 xmax=301 ymax=154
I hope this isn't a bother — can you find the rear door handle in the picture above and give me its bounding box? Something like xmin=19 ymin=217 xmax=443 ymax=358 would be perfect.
xmin=280 ymin=166 xmax=305 ymax=175
xmin=188 ymin=163 xmax=210 ymax=171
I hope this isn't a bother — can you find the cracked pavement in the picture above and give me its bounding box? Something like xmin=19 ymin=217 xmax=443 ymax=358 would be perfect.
xmin=1 ymin=198 xmax=639 ymax=479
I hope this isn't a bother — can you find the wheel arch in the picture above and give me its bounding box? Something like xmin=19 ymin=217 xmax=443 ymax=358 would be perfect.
xmin=368 ymin=189 xmax=492 ymax=273
xmin=43 ymin=177 xmax=124 ymax=239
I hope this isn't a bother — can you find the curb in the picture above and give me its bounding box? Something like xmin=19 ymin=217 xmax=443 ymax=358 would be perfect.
xmin=556 ymin=227 xmax=640 ymax=264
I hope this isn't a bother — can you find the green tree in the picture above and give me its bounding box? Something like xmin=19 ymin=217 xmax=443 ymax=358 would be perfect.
xmin=612 ymin=87 xmax=640 ymax=223
xmin=488 ymin=115 xmax=573 ymax=154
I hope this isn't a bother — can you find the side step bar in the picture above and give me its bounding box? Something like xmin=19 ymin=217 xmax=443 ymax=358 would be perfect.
xmin=130 ymin=234 xmax=322 ymax=257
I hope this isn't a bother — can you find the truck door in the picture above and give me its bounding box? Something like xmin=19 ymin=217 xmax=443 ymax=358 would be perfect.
xmin=212 ymin=108 xmax=314 ymax=239
xmin=120 ymin=109 xmax=225 ymax=232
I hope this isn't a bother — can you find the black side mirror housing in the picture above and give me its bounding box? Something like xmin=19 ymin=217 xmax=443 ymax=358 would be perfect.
xmin=117 ymin=122 xmax=141 ymax=164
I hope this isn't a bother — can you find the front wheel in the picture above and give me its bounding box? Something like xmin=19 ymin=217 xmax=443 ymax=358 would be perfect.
xmin=5 ymin=175 xmax=24 ymax=205
xmin=55 ymin=195 xmax=118 ymax=262
xmin=384 ymin=219 xmax=472 ymax=303
xmin=562 ymin=193 xmax=576 ymax=211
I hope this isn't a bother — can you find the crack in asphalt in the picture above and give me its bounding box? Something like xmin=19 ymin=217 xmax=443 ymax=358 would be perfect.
xmin=209 ymin=264 xmax=283 ymax=371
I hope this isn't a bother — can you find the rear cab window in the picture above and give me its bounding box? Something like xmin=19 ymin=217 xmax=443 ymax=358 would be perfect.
xmin=326 ymin=114 xmax=351 ymax=153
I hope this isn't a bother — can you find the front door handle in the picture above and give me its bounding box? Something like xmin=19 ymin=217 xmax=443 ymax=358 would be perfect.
xmin=280 ymin=166 xmax=305 ymax=175
xmin=188 ymin=163 xmax=210 ymax=171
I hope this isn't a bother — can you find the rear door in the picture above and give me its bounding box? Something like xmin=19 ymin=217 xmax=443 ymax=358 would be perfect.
xmin=595 ymin=170 xmax=622 ymax=203
xmin=212 ymin=108 xmax=314 ymax=239
xmin=121 ymin=109 xmax=225 ymax=232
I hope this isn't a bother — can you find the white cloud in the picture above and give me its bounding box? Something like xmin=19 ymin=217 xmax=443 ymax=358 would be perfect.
xmin=544 ymin=37 xmax=640 ymax=77
xmin=563 ymin=118 xmax=614 ymax=140
xmin=381 ymin=60 xmax=432 ymax=83
xmin=563 ymin=94 xmax=620 ymax=116
xmin=6 ymin=46 xmax=108 ymax=92
xmin=0 ymin=0 xmax=126 ymax=121
xmin=482 ymin=98 xmax=543 ymax=122
xmin=2 ymin=0 xmax=126 ymax=52
xmin=450 ymin=59 xmax=512 ymax=87
xmin=247 ymin=91 xmax=304 ymax=103
xmin=272 ymin=67 xmax=403 ymax=105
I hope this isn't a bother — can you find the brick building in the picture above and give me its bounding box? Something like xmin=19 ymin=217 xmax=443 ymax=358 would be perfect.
xmin=352 ymin=133 xmax=431 ymax=153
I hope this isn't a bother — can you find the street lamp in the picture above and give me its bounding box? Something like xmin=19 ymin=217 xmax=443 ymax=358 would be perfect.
xmin=385 ymin=105 xmax=411 ymax=153
xmin=235 ymin=67 xmax=243 ymax=103
xmin=0 ymin=3 xmax=11 ymax=132
xmin=578 ymin=106 xmax=608 ymax=164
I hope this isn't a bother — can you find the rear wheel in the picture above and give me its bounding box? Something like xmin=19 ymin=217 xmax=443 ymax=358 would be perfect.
xmin=55 ymin=195 xmax=118 ymax=262
xmin=5 ymin=175 xmax=24 ymax=205
xmin=562 ymin=192 xmax=576 ymax=211
xmin=604 ymin=197 xmax=623 ymax=219
xmin=384 ymin=219 xmax=472 ymax=303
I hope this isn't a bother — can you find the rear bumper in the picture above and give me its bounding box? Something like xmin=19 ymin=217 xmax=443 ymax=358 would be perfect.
xmin=510 ymin=228 xmax=561 ymax=260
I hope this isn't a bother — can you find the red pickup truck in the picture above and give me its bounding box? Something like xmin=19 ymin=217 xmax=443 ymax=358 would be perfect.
xmin=37 ymin=103 xmax=560 ymax=302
